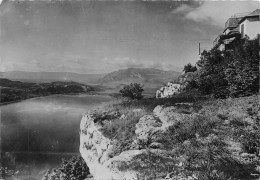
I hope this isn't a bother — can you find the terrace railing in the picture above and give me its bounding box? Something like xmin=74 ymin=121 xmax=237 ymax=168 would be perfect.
xmin=213 ymin=35 xmax=221 ymax=47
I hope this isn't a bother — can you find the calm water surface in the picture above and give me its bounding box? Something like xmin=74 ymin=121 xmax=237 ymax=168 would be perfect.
xmin=0 ymin=94 xmax=113 ymax=179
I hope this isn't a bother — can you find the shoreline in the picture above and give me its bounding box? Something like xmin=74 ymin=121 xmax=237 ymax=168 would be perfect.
xmin=0 ymin=91 xmax=114 ymax=106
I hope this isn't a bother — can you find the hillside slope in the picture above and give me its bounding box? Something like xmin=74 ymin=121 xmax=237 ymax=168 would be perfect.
xmin=98 ymin=68 xmax=181 ymax=94
xmin=78 ymin=95 xmax=260 ymax=180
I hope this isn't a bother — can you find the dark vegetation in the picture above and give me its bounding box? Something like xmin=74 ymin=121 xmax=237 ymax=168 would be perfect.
xmin=0 ymin=78 xmax=95 ymax=103
xmin=0 ymin=166 xmax=17 ymax=179
xmin=42 ymin=156 xmax=90 ymax=180
xmin=119 ymin=83 xmax=144 ymax=100
xmin=183 ymin=63 xmax=197 ymax=73
xmin=183 ymin=37 xmax=259 ymax=98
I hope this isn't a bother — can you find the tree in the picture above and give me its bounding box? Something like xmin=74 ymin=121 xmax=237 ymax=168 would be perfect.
xmin=196 ymin=48 xmax=229 ymax=97
xmin=119 ymin=83 xmax=144 ymax=100
xmin=191 ymin=36 xmax=259 ymax=98
xmin=42 ymin=156 xmax=89 ymax=180
xmin=224 ymin=37 xmax=259 ymax=97
xmin=183 ymin=63 xmax=197 ymax=73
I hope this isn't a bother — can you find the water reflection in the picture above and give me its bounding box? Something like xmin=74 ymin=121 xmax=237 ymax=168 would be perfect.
xmin=0 ymin=94 xmax=112 ymax=179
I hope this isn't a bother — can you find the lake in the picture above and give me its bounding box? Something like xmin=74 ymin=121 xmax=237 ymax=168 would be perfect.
xmin=0 ymin=94 xmax=113 ymax=180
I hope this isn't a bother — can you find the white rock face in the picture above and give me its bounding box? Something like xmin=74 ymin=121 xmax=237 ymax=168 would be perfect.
xmin=80 ymin=112 xmax=139 ymax=180
xmin=156 ymin=82 xmax=181 ymax=98
xmin=79 ymin=113 xmax=113 ymax=179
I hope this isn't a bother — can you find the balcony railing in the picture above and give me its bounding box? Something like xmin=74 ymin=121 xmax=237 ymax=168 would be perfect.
xmin=213 ymin=35 xmax=221 ymax=47
xmin=213 ymin=31 xmax=241 ymax=48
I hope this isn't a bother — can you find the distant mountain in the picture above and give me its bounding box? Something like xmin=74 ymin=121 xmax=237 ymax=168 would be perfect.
xmin=98 ymin=68 xmax=181 ymax=90
xmin=0 ymin=69 xmax=182 ymax=95
xmin=0 ymin=71 xmax=105 ymax=84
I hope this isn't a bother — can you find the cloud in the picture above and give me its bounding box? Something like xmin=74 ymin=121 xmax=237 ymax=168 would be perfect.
xmin=173 ymin=1 xmax=259 ymax=26
xmin=171 ymin=4 xmax=193 ymax=15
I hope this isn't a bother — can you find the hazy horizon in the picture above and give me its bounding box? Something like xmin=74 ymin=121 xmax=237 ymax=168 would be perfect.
xmin=0 ymin=1 xmax=259 ymax=74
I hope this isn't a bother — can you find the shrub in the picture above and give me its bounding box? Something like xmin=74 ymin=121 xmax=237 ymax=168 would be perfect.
xmin=0 ymin=167 xmax=16 ymax=179
xmin=119 ymin=83 xmax=144 ymax=100
xmin=241 ymin=129 xmax=260 ymax=155
xmin=175 ymin=136 xmax=253 ymax=180
xmin=183 ymin=63 xmax=197 ymax=73
xmin=189 ymin=36 xmax=259 ymax=98
xmin=195 ymin=48 xmax=229 ymax=97
xmin=224 ymin=37 xmax=259 ymax=97
xmin=42 ymin=156 xmax=89 ymax=180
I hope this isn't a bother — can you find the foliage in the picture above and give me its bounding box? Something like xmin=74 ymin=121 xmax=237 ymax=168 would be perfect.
xmin=42 ymin=156 xmax=89 ymax=180
xmin=185 ymin=79 xmax=198 ymax=91
xmin=183 ymin=63 xmax=197 ymax=73
xmin=119 ymin=83 xmax=144 ymax=100
xmin=224 ymin=37 xmax=259 ymax=97
xmin=174 ymin=136 xmax=253 ymax=180
xmin=0 ymin=167 xmax=17 ymax=179
xmin=241 ymin=129 xmax=260 ymax=155
xmin=191 ymin=37 xmax=259 ymax=98
xmin=196 ymin=48 xmax=229 ymax=97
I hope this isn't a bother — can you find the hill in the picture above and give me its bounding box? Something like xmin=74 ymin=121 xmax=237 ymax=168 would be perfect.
xmin=0 ymin=78 xmax=96 ymax=104
xmin=98 ymin=68 xmax=181 ymax=95
xmin=0 ymin=69 xmax=181 ymax=97
xmin=0 ymin=71 xmax=105 ymax=84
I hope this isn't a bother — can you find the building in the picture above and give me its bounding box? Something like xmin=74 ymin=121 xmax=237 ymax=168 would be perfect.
xmin=213 ymin=9 xmax=260 ymax=51
xmin=239 ymin=9 xmax=260 ymax=39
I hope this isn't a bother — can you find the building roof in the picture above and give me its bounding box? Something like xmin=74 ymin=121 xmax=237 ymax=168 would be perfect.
xmin=239 ymin=9 xmax=260 ymax=24
xmin=223 ymin=17 xmax=241 ymax=32
xmin=248 ymin=9 xmax=260 ymax=16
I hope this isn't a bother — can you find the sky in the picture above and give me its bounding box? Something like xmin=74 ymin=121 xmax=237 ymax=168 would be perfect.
xmin=0 ymin=0 xmax=259 ymax=74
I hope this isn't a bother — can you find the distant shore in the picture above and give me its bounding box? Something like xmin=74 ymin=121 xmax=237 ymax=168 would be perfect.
xmin=0 ymin=91 xmax=114 ymax=106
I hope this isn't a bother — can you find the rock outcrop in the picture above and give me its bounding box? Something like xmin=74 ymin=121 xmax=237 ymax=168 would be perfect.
xmin=80 ymin=112 xmax=138 ymax=180
xmin=79 ymin=95 xmax=260 ymax=180
xmin=156 ymin=82 xmax=181 ymax=98
xmin=153 ymin=105 xmax=190 ymax=128
xmin=79 ymin=105 xmax=190 ymax=180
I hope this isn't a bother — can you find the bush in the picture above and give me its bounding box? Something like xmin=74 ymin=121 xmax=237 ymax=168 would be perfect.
xmin=196 ymin=48 xmax=228 ymax=97
xmin=241 ymin=129 xmax=260 ymax=155
xmin=42 ymin=156 xmax=89 ymax=180
xmin=224 ymin=37 xmax=259 ymax=97
xmin=189 ymin=36 xmax=259 ymax=98
xmin=183 ymin=63 xmax=197 ymax=73
xmin=119 ymin=83 xmax=144 ymax=100
xmin=0 ymin=167 xmax=16 ymax=179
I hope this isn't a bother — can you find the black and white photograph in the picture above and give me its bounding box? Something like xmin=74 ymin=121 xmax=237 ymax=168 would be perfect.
xmin=0 ymin=0 xmax=259 ymax=179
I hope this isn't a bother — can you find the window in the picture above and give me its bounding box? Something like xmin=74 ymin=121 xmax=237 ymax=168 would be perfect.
xmin=241 ymin=24 xmax=244 ymax=38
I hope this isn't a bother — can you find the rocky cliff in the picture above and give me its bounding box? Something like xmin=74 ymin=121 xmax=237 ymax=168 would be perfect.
xmin=80 ymin=95 xmax=260 ymax=180
xmin=80 ymin=111 xmax=142 ymax=180
xmin=79 ymin=105 xmax=194 ymax=180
